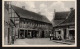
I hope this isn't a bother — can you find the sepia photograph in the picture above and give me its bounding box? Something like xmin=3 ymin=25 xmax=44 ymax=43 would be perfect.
xmin=2 ymin=0 xmax=77 ymax=47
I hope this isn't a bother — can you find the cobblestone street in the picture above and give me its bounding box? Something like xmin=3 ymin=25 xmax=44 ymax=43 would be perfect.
xmin=12 ymin=38 xmax=74 ymax=45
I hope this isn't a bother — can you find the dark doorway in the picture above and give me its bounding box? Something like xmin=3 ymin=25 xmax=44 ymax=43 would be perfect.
xmin=32 ymin=31 xmax=33 ymax=38
xmin=20 ymin=30 xmax=24 ymax=38
xmin=32 ymin=30 xmax=37 ymax=38
xmin=27 ymin=30 xmax=31 ymax=38
xmin=34 ymin=31 xmax=37 ymax=37
xmin=69 ymin=30 xmax=75 ymax=40
xmin=64 ymin=29 xmax=66 ymax=39
xmin=41 ymin=31 xmax=44 ymax=38
xmin=69 ymin=30 xmax=75 ymax=36
xmin=25 ymin=30 xmax=27 ymax=38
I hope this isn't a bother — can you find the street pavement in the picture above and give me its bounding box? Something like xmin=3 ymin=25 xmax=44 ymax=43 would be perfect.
xmin=11 ymin=38 xmax=75 ymax=45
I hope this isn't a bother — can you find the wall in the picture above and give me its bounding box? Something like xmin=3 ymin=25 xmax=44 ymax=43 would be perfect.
xmin=4 ymin=7 xmax=10 ymax=45
xmin=19 ymin=18 xmax=52 ymax=38
xmin=4 ymin=5 xmax=17 ymax=45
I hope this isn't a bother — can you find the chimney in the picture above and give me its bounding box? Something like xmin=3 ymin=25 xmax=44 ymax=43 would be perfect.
xmin=22 ymin=6 xmax=25 ymax=9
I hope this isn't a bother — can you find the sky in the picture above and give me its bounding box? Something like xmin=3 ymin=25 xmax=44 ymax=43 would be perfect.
xmin=11 ymin=1 xmax=75 ymax=21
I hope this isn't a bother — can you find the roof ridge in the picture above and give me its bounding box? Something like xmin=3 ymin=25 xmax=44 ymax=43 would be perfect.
xmin=10 ymin=4 xmax=51 ymax=24
xmin=57 ymin=9 xmax=75 ymax=26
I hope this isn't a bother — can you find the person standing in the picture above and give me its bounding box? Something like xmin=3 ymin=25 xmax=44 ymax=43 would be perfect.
xmin=50 ymin=33 xmax=52 ymax=40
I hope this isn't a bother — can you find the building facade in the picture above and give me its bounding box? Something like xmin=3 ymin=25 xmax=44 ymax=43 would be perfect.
xmin=4 ymin=1 xmax=53 ymax=41
xmin=13 ymin=5 xmax=53 ymax=38
xmin=52 ymin=8 xmax=75 ymax=41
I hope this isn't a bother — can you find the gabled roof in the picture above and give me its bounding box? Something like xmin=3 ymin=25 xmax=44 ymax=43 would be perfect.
xmin=12 ymin=5 xmax=51 ymax=24
xmin=54 ymin=11 xmax=69 ymax=20
xmin=5 ymin=4 xmax=51 ymax=24
xmin=52 ymin=11 xmax=69 ymax=27
xmin=52 ymin=20 xmax=64 ymax=27
xmin=58 ymin=9 xmax=75 ymax=26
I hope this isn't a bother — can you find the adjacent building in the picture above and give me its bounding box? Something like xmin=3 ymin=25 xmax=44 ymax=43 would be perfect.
xmin=52 ymin=8 xmax=75 ymax=41
xmin=4 ymin=2 xmax=16 ymax=45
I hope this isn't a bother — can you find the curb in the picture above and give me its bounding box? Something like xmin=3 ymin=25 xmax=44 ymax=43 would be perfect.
xmin=52 ymin=40 xmax=75 ymax=45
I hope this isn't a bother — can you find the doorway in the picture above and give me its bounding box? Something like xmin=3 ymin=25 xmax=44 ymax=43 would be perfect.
xmin=64 ymin=29 xmax=66 ymax=39
xmin=32 ymin=30 xmax=37 ymax=38
xmin=25 ymin=30 xmax=27 ymax=38
xmin=41 ymin=31 xmax=44 ymax=38
xmin=69 ymin=30 xmax=75 ymax=40
xmin=20 ymin=30 xmax=24 ymax=38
